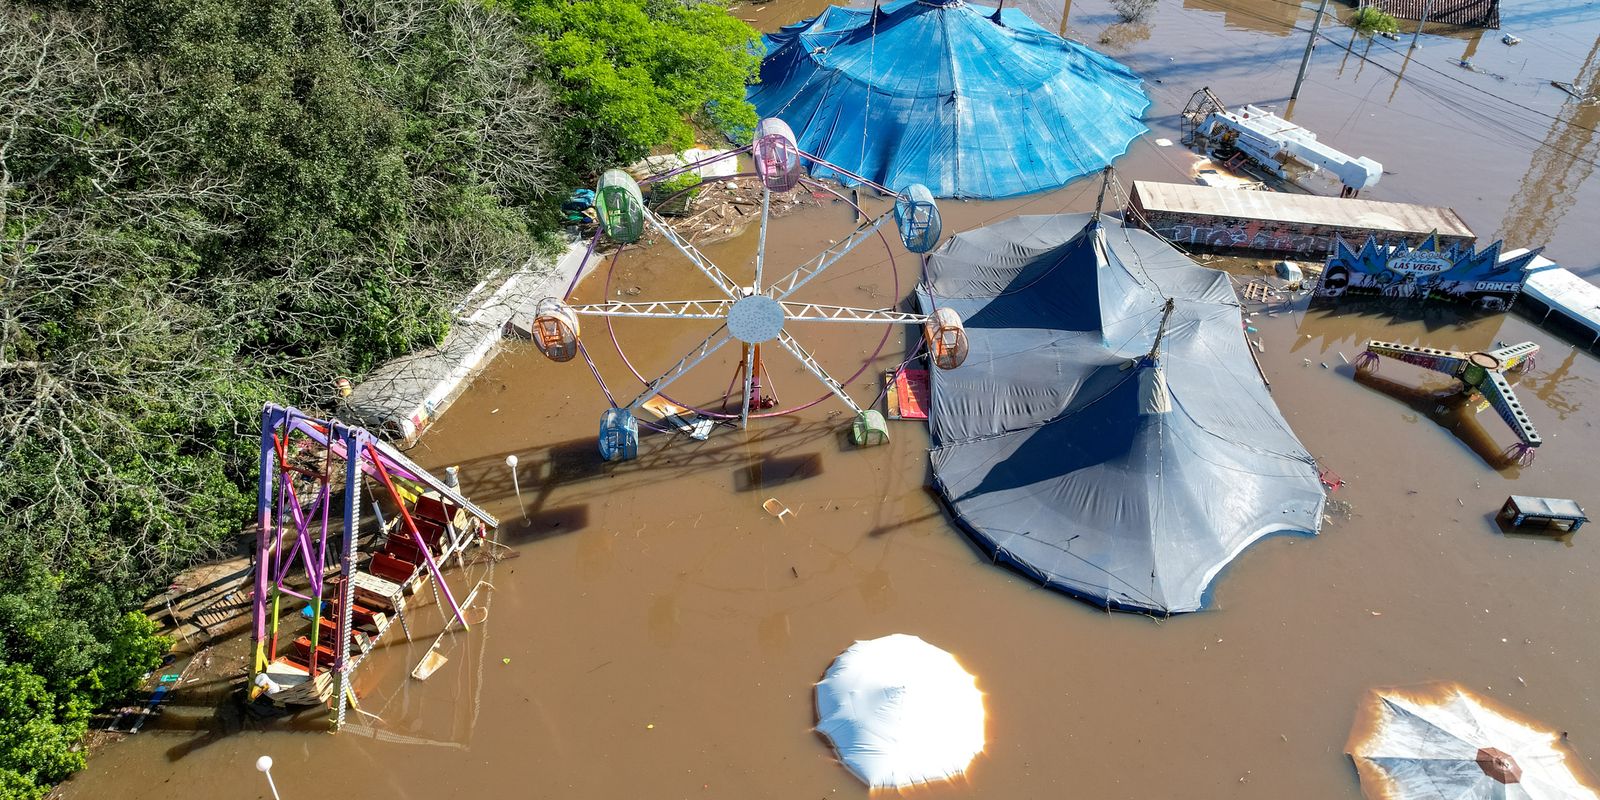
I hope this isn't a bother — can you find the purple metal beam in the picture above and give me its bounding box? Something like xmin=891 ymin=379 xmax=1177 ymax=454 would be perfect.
xmin=252 ymin=406 xmax=278 ymax=652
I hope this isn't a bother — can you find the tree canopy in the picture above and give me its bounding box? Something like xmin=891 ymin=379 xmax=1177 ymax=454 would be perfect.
xmin=1 ymin=0 xmax=759 ymax=794
xmin=506 ymin=0 xmax=761 ymax=176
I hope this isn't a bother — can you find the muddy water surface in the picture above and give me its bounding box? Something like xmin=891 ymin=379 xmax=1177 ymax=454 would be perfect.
xmin=58 ymin=0 xmax=1600 ymax=797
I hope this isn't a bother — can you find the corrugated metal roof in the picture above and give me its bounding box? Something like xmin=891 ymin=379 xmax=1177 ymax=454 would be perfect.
xmin=1130 ymin=181 xmax=1475 ymax=239
xmin=1376 ymin=0 xmax=1498 ymax=28
xmin=1524 ymin=266 xmax=1600 ymax=338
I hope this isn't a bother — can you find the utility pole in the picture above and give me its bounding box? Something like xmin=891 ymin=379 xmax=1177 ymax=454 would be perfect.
xmin=1409 ymin=0 xmax=1436 ymax=49
xmin=1290 ymin=0 xmax=1333 ymax=101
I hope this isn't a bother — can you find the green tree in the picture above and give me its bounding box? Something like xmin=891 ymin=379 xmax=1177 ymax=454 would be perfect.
xmin=504 ymin=0 xmax=761 ymax=177
xmin=0 ymin=662 xmax=90 ymax=800
xmin=1 ymin=1 xmax=559 ymax=794
xmin=1350 ymin=6 xmax=1400 ymax=35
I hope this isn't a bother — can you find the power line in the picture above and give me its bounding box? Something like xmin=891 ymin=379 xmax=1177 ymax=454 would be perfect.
xmin=1178 ymin=0 xmax=1600 ymax=143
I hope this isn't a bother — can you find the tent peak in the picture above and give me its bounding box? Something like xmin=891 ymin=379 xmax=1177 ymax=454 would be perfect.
xmin=749 ymin=1 xmax=1150 ymax=198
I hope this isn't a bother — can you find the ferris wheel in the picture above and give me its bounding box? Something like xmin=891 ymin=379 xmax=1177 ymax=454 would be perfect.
xmin=532 ymin=118 xmax=970 ymax=461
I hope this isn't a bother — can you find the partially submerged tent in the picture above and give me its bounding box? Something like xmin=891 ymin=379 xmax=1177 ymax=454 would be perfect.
xmin=1348 ymin=683 xmax=1600 ymax=799
xmin=748 ymin=0 xmax=1150 ymax=199
xmin=815 ymin=634 xmax=985 ymax=789
xmin=917 ymin=213 xmax=1325 ymax=614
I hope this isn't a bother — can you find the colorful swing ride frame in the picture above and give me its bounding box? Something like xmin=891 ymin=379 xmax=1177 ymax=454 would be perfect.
xmin=249 ymin=404 xmax=499 ymax=729
xmin=532 ymin=118 xmax=967 ymax=461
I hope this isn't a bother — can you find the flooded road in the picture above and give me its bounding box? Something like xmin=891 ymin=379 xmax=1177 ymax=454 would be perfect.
xmin=58 ymin=0 xmax=1600 ymax=798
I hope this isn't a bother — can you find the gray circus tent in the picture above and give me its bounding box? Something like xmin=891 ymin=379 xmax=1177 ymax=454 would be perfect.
xmin=917 ymin=212 xmax=1325 ymax=614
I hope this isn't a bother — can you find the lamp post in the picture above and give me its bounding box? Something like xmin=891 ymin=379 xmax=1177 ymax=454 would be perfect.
xmin=255 ymin=755 xmax=281 ymax=800
xmin=505 ymin=454 xmax=526 ymax=520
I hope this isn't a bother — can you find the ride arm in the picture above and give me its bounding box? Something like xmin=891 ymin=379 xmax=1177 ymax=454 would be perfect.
xmin=1486 ymin=341 xmax=1540 ymax=373
xmin=766 ymin=210 xmax=897 ymax=300
xmin=641 ymin=207 xmax=744 ymax=299
xmin=1363 ymin=340 xmax=1472 ymax=377
xmin=568 ymin=300 xmax=734 ymax=320
xmin=1476 ymin=371 xmax=1542 ymax=449
xmin=773 ymin=330 xmax=864 ymax=415
xmin=624 ymin=326 xmax=737 ymax=411
xmin=779 ymin=304 xmax=929 ymax=324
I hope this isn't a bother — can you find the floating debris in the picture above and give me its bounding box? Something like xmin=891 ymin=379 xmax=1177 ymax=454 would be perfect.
xmin=763 ymin=498 xmax=795 ymax=522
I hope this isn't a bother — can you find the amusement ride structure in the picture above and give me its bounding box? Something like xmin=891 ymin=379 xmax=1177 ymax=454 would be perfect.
xmin=249 ymin=404 xmax=499 ymax=728
xmin=1354 ymin=340 xmax=1543 ymax=465
xmin=532 ymin=118 xmax=969 ymax=460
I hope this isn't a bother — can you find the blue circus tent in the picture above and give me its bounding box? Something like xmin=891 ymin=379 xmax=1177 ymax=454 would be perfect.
xmin=917 ymin=213 xmax=1325 ymax=614
xmin=747 ymin=0 xmax=1151 ymax=199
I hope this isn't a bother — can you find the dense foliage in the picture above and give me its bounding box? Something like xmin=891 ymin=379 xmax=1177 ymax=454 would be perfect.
xmin=0 ymin=0 xmax=757 ymax=796
xmin=505 ymin=0 xmax=761 ymax=176
xmin=1350 ymin=6 xmax=1400 ymax=35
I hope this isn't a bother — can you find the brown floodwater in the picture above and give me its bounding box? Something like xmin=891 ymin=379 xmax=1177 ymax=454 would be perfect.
xmin=59 ymin=0 xmax=1600 ymax=798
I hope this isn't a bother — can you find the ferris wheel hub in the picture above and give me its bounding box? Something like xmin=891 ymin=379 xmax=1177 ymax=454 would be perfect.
xmin=727 ymin=294 xmax=786 ymax=343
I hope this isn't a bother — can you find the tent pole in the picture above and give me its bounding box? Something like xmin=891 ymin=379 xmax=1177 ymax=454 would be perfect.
xmin=1148 ymin=298 xmax=1177 ymax=359
xmin=1092 ymin=166 xmax=1113 ymax=221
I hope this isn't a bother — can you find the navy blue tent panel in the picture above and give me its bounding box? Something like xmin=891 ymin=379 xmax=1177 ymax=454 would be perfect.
xmin=918 ymin=214 xmax=1325 ymax=614
xmin=749 ymin=0 xmax=1151 ymax=199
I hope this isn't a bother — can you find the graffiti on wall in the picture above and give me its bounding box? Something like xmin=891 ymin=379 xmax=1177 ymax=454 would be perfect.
xmin=1145 ymin=212 xmax=1472 ymax=258
xmin=1314 ymin=233 xmax=1541 ymax=312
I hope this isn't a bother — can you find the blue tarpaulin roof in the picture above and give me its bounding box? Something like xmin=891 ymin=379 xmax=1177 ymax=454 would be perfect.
xmin=917 ymin=213 xmax=1325 ymax=614
xmin=747 ymin=0 xmax=1151 ymax=199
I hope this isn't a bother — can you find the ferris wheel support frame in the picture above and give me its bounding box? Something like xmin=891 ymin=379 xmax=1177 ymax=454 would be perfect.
xmin=533 ymin=119 xmax=965 ymax=461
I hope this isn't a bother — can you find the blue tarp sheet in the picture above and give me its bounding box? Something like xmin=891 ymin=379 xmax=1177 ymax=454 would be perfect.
xmin=748 ymin=0 xmax=1151 ymax=199
xmin=918 ymin=213 xmax=1325 ymax=614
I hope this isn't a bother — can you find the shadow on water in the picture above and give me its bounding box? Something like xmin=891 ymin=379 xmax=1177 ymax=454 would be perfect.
xmin=450 ymin=416 xmax=862 ymax=511
xmin=733 ymin=452 xmax=825 ymax=492
xmin=1351 ymin=369 xmax=1524 ymax=472
xmin=1299 ymin=300 xmax=1506 ymax=344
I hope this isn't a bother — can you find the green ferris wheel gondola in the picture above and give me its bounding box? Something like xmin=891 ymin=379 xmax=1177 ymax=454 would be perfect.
xmin=596 ymin=169 xmax=646 ymax=244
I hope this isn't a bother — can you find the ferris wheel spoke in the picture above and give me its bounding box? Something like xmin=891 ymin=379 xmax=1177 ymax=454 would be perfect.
xmin=773 ymin=330 xmax=865 ymax=415
xmin=754 ymin=188 xmax=770 ymax=292
xmin=779 ymin=303 xmax=929 ymax=324
xmin=642 ymin=207 xmax=743 ymax=299
xmin=767 ymin=209 xmax=897 ymax=301
xmin=625 ymin=326 xmax=737 ymax=411
xmin=569 ymin=300 xmax=734 ymax=319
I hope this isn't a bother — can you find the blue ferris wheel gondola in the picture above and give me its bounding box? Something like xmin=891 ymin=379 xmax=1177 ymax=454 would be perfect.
xmin=598 ymin=407 xmax=639 ymax=462
xmin=895 ymin=184 xmax=941 ymax=253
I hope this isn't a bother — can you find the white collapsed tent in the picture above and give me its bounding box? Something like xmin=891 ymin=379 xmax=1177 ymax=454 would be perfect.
xmin=814 ymin=634 xmax=985 ymax=789
xmin=1348 ymin=683 xmax=1600 ymax=799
